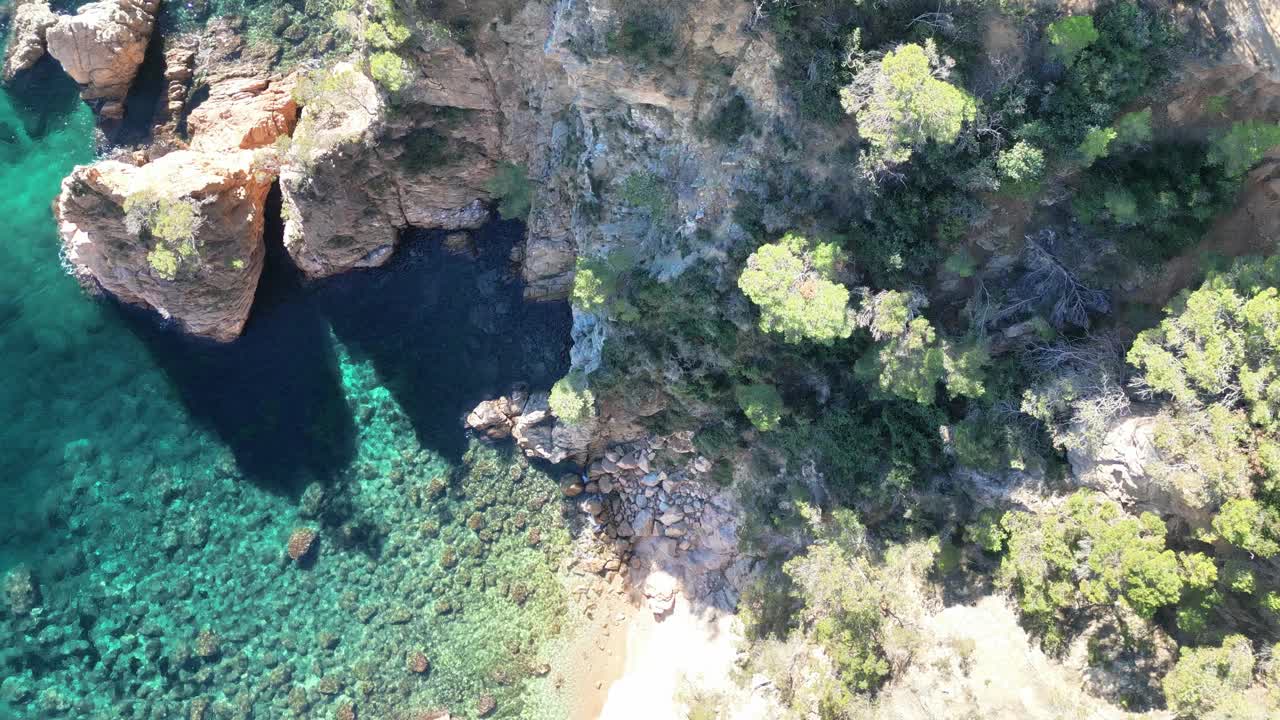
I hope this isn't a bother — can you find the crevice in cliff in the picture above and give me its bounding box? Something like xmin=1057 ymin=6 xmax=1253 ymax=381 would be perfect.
xmin=116 ymin=25 xmax=168 ymax=146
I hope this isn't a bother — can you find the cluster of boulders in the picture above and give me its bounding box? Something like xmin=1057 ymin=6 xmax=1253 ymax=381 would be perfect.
xmin=576 ymin=439 xmax=713 ymax=547
xmin=465 ymin=385 xmax=592 ymax=465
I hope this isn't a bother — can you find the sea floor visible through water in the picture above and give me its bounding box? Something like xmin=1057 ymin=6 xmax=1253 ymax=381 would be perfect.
xmin=0 ymin=44 xmax=585 ymax=720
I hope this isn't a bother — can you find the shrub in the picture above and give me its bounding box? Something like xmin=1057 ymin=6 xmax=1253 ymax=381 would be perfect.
xmin=607 ymin=8 xmax=677 ymax=65
xmin=399 ymin=127 xmax=451 ymax=172
xmin=123 ymin=191 xmax=203 ymax=280
xmin=1112 ymin=108 xmax=1153 ymax=148
xmin=369 ymin=51 xmax=411 ymax=92
xmin=618 ymin=172 xmax=673 ymax=218
xmin=997 ymin=491 xmax=1183 ymax=640
xmin=701 ymin=93 xmax=755 ymax=144
xmin=1212 ymin=498 xmax=1280 ymax=559
xmin=841 ymin=40 xmax=976 ymax=169
xmin=1077 ymin=126 xmax=1116 ymax=166
xmin=1208 ymin=120 xmax=1280 ymax=178
xmin=1046 ymin=15 xmax=1099 ymax=64
xmin=737 ymin=233 xmax=854 ymax=344
xmin=996 ymin=141 xmax=1046 ymax=193
xmin=548 ymin=372 xmax=595 ymax=425
xmin=735 ymin=384 xmax=784 ymax=432
xmin=968 ymin=510 xmax=1007 ymax=553
xmin=485 ymin=162 xmax=533 ymax=220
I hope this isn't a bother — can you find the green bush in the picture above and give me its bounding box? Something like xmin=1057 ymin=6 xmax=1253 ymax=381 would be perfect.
xmin=701 ymin=93 xmax=755 ymax=144
xmin=607 ymin=8 xmax=678 ymax=65
xmin=548 ymin=372 xmax=595 ymax=425
xmin=486 ymin=162 xmax=533 ymax=220
xmin=735 ymin=384 xmax=784 ymax=432
xmin=968 ymin=510 xmax=1007 ymax=553
xmin=1212 ymin=498 xmax=1280 ymax=559
xmin=369 ymin=51 xmax=411 ymax=92
xmin=1077 ymin=126 xmax=1116 ymax=166
xmin=737 ymin=233 xmax=854 ymax=344
xmin=997 ymin=491 xmax=1184 ymax=642
xmin=618 ymin=172 xmax=673 ymax=218
xmin=399 ymin=127 xmax=451 ymax=172
xmin=1074 ymin=143 xmax=1239 ymax=260
xmin=123 ymin=191 xmax=203 ymax=281
xmin=996 ymin=141 xmax=1046 ymax=193
xmin=1112 ymin=108 xmax=1154 ymax=148
xmin=1046 ymin=15 xmax=1099 ymax=64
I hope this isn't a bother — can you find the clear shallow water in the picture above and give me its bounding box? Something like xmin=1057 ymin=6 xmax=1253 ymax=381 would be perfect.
xmin=0 ymin=44 xmax=576 ymax=720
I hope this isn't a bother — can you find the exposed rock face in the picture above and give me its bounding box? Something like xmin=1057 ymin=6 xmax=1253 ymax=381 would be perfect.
xmin=1067 ymin=412 xmax=1219 ymax=527
xmin=278 ymin=48 xmax=501 ymax=279
xmin=45 ymin=0 xmax=160 ymax=118
xmin=56 ymin=150 xmax=272 ymax=341
xmin=185 ymin=17 xmax=299 ymax=152
xmin=2 ymin=0 xmax=57 ymax=83
xmin=187 ymin=74 xmax=298 ymax=152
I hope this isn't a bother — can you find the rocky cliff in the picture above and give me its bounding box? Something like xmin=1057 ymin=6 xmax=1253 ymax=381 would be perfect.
xmin=45 ymin=0 xmax=159 ymax=120
xmin=57 ymin=150 xmax=273 ymax=341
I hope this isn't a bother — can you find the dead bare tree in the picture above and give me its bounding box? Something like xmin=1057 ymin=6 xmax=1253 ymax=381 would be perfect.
xmin=994 ymin=230 xmax=1109 ymax=330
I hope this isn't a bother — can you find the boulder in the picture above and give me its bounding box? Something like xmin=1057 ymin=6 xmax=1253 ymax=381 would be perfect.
xmin=56 ymin=150 xmax=273 ymax=341
xmin=1067 ymin=413 xmax=1210 ymax=526
xmin=46 ymin=0 xmax=160 ymax=116
xmin=2 ymin=0 xmax=57 ymax=83
xmin=465 ymin=398 xmax=517 ymax=439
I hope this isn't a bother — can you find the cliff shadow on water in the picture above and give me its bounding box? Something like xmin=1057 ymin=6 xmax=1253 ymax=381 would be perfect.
xmin=318 ymin=220 xmax=573 ymax=460
xmin=120 ymin=196 xmax=572 ymax=495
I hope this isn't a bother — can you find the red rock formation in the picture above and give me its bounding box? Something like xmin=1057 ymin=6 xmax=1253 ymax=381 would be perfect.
xmin=56 ymin=150 xmax=272 ymax=342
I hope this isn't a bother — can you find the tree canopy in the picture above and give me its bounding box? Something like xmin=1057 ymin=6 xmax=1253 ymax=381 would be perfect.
xmin=738 ymin=233 xmax=855 ymax=344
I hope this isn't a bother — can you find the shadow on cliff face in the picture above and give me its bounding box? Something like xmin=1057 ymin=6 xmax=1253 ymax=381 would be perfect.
xmin=119 ymin=201 xmax=571 ymax=494
xmin=117 ymin=185 xmax=357 ymax=496
xmin=318 ymin=221 xmax=573 ymax=462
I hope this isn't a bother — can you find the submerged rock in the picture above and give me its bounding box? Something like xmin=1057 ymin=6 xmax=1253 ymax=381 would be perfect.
xmin=1 ymin=0 xmax=57 ymax=83
xmin=56 ymin=150 xmax=272 ymax=341
xmin=45 ymin=0 xmax=160 ymax=118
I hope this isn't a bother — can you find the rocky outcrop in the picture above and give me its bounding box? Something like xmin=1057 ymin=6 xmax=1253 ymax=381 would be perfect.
xmin=278 ymin=48 xmax=501 ymax=279
xmin=2 ymin=0 xmax=57 ymax=83
xmin=465 ymin=386 xmax=592 ymax=464
xmin=185 ymin=17 xmax=298 ymax=152
xmin=45 ymin=0 xmax=159 ymax=119
xmin=56 ymin=150 xmax=272 ymax=341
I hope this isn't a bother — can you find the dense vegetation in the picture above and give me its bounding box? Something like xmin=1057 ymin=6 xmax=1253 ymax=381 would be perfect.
xmin=573 ymin=0 xmax=1280 ymax=715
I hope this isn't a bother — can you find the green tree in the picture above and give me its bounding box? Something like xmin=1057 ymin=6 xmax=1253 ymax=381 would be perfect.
xmin=1213 ymin=498 xmax=1280 ymax=558
xmin=784 ymin=507 xmax=938 ymax=698
xmin=548 ymin=371 xmax=595 ymax=425
xmin=1129 ymin=258 xmax=1280 ymax=433
xmin=1162 ymin=635 xmax=1255 ymax=719
xmin=997 ymin=491 xmax=1184 ymax=646
xmin=1077 ymin=126 xmax=1117 ymax=166
xmin=735 ymin=384 xmax=784 ymax=432
xmin=1046 ymin=15 xmax=1100 ymax=64
xmin=1208 ymin=121 xmax=1280 ymax=178
xmin=841 ymin=41 xmax=976 ymax=168
xmin=738 ymin=233 xmax=855 ymax=344
xmin=1113 ymin=108 xmax=1154 ymax=148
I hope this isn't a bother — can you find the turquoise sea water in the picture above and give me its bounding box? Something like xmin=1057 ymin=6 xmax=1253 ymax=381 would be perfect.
xmin=0 ymin=44 xmax=577 ymax=720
